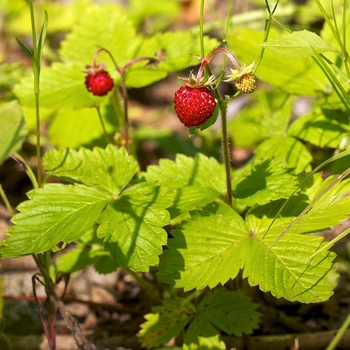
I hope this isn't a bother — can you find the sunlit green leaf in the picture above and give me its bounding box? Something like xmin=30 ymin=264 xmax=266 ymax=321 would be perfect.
xmin=128 ymin=0 xmax=180 ymax=31
xmin=44 ymin=145 xmax=137 ymax=195
xmin=144 ymin=153 xmax=227 ymax=214
xmin=229 ymin=90 xmax=294 ymax=148
xmin=125 ymin=30 xmax=220 ymax=87
xmin=47 ymin=105 xmax=117 ymax=150
xmin=227 ymin=28 xmax=328 ymax=96
xmin=59 ymin=5 xmax=139 ymax=67
xmin=260 ymin=30 xmax=340 ymax=58
xmin=0 ymin=184 xmax=111 ymax=258
xmin=97 ymin=182 xmax=172 ymax=271
xmin=158 ymin=202 xmax=337 ymax=303
xmin=158 ymin=203 xmax=248 ymax=290
xmin=14 ymin=62 xmax=104 ymax=109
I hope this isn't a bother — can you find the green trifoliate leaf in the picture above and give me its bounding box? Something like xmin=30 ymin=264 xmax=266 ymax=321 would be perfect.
xmin=231 ymin=157 xmax=298 ymax=206
xmin=260 ymin=30 xmax=340 ymax=58
xmin=1 ymin=145 xmax=171 ymax=274
xmin=144 ymin=153 xmax=226 ymax=214
xmin=288 ymin=107 xmax=350 ymax=148
xmin=0 ymin=184 xmax=111 ymax=258
xmin=138 ymin=290 xmax=259 ymax=350
xmin=158 ymin=202 xmax=337 ymax=303
xmin=97 ymin=182 xmax=172 ymax=272
xmin=0 ymin=101 xmax=27 ymax=165
xmin=138 ymin=298 xmax=196 ymax=349
xmin=44 ymin=145 xmax=137 ymax=195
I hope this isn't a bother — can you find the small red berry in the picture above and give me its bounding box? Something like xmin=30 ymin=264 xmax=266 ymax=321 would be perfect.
xmin=85 ymin=70 xmax=114 ymax=96
xmin=174 ymin=86 xmax=216 ymax=127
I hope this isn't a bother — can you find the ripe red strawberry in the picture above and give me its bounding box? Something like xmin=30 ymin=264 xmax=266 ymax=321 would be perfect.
xmin=174 ymin=86 xmax=216 ymax=127
xmin=85 ymin=70 xmax=114 ymax=96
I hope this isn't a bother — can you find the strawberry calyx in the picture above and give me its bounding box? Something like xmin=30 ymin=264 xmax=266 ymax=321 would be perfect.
xmin=178 ymin=72 xmax=217 ymax=89
xmin=224 ymin=61 xmax=256 ymax=93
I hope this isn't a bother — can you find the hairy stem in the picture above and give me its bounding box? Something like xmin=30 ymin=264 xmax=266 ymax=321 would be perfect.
xmin=219 ymin=99 xmax=232 ymax=207
xmin=119 ymin=73 xmax=129 ymax=152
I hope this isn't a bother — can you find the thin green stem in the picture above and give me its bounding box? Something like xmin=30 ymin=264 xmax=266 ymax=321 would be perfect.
xmin=342 ymin=0 xmax=350 ymax=77
xmin=93 ymin=104 xmax=113 ymax=144
xmin=12 ymin=153 xmax=39 ymax=189
xmin=34 ymin=90 xmax=42 ymax=187
xmin=199 ymin=0 xmax=205 ymax=58
xmin=314 ymin=0 xmax=343 ymax=50
xmin=28 ymin=0 xmax=43 ymax=188
xmin=255 ymin=0 xmax=280 ymax=73
xmin=0 ymin=185 xmax=14 ymax=217
xmin=326 ymin=313 xmax=350 ymax=350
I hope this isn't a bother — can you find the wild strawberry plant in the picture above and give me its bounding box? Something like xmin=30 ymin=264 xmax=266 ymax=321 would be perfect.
xmin=1 ymin=0 xmax=350 ymax=349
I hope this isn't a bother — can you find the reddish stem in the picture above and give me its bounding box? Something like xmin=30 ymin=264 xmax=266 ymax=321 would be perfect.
xmin=92 ymin=48 xmax=160 ymax=153
xmin=195 ymin=47 xmax=242 ymax=85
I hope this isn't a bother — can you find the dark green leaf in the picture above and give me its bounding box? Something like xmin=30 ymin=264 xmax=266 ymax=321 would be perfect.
xmin=232 ymin=157 xmax=298 ymax=206
xmin=288 ymin=108 xmax=350 ymax=148
xmin=197 ymin=290 xmax=260 ymax=336
xmin=138 ymin=298 xmax=195 ymax=348
xmin=0 ymin=101 xmax=27 ymax=165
